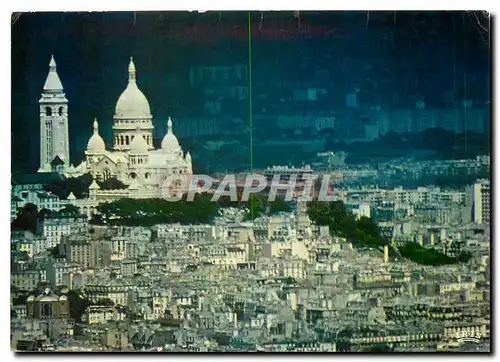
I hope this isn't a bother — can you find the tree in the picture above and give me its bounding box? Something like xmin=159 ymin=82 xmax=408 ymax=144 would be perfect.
xmin=44 ymin=173 xmax=93 ymax=199
xmin=59 ymin=204 xmax=81 ymax=215
xmin=97 ymin=177 xmax=127 ymax=190
xmin=37 ymin=208 xmax=52 ymax=221
xmin=11 ymin=203 xmax=39 ymax=234
xmin=67 ymin=290 xmax=92 ymax=322
xmin=269 ymin=197 xmax=291 ymax=214
xmin=49 ymin=244 xmax=63 ymax=259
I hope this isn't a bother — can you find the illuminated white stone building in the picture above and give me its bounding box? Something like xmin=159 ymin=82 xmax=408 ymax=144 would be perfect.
xmin=38 ymin=56 xmax=192 ymax=199
xmin=68 ymin=57 xmax=192 ymax=198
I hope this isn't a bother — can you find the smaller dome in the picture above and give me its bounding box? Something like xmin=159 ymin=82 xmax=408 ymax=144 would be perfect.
xmin=89 ymin=180 xmax=100 ymax=190
xmin=87 ymin=119 xmax=106 ymax=153
xmin=129 ymin=134 xmax=148 ymax=153
xmin=161 ymin=117 xmax=180 ymax=150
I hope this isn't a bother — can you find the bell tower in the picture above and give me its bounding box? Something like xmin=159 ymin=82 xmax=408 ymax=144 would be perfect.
xmin=38 ymin=55 xmax=70 ymax=173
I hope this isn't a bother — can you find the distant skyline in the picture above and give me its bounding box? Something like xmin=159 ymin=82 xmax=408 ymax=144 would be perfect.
xmin=12 ymin=11 xmax=490 ymax=173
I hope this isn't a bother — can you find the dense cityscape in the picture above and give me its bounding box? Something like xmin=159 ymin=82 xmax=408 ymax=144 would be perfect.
xmin=11 ymin=11 xmax=490 ymax=352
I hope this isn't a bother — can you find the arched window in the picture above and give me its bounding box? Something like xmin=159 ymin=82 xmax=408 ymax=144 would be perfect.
xmin=41 ymin=303 xmax=53 ymax=318
xmin=125 ymin=135 xmax=130 ymax=145
xmin=103 ymin=169 xmax=111 ymax=180
xmin=145 ymin=172 xmax=151 ymax=179
xmin=45 ymin=107 xmax=52 ymax=116
xmin=120 ymin=135 xmax=124 ymax=146
xmin=58 ymin=107 xmax=64 ymax=116
xmin=129 ymin=172 xmax=137 ymax=180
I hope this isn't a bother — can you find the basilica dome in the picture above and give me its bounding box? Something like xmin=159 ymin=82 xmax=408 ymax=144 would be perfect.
xmin=86 ymin=119 xmax=106 ymax=153
xmin=114 ymin=58 xmax=151 ymax=119
xmin=161 ymin=117 xmax=180 ymax=151
xmin=130 ymin=133 xmax=149 ymax=153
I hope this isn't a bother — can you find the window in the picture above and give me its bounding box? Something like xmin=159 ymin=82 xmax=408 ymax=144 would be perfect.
xmin=103 ymin=169 xmax=111 ymax=180
xmin=41 ymin=303 xmax=53 ymax=318
xmin=58 ymin=107 xmax=64 ymax=116
xmin=45 ymin=107 xmax=52 ymax=116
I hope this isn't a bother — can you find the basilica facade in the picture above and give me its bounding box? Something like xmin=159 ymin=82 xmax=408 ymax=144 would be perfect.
xmin=39 ymin=56 xmax=193 ymax=198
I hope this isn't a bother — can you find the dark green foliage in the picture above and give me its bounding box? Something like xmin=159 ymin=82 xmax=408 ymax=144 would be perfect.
xmin=398 ymin=242 xmax=472 ymax=266
xmin=49 ymin=244 xmax=63 ymax=259
xmin=58 ymin=204 xmax=81 ymax=215
xmin=214 ymin=333 xmax=232 ymax=346
xmin=67 ymin=290 xmax=91 ymax=322
xmin=269 ymin=197 xmax=292 ymax=214
xmin=12 ymin=294 xmax=28 ymax=305
xmin=43 ymin=173 xmax=93 ymax=199
xmin=89 ymin=214 xmax=104 ymax=225
xmin=37 ymin=208 xmax=52 ymax=221
xmin=97 ymin=177 xmax=128 ymax=190
xmin=94 ymin=194 xmax=219 ymax=226
xmin=93 ymin=193 xmax=292 ymax=226
xmin=456 ymin=250 xmax=473 ymax=263
xmin=307 ymin=201 xmax=386 ymax=248
xmin=11 ymin=203 xmax=39 ymax=233
xmin=307 ymin=201 xmax=469 ymax=266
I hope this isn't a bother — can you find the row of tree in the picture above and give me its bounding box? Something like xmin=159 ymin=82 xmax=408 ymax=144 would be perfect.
xmin=43 ymin=173 xmax=127 ymax=200
xmin=307 ymin=200 xmax=388 ymax=250
xmin=91 ymin=193 xmax=292 ymax=226
xmin=306 ymin=200 xmax=472 ymax=266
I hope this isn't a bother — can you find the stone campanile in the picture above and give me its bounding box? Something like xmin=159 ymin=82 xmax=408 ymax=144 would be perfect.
xmin=38 ymin=55 xmax=70 ymax=173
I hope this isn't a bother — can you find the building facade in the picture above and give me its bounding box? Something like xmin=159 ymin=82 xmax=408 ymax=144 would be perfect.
xmin=42 ymin=57 xmax=193 ymax=198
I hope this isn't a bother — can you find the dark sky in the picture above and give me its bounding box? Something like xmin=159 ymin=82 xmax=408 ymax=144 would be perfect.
xmin=11 ymin=11 xmax=491 ymax=173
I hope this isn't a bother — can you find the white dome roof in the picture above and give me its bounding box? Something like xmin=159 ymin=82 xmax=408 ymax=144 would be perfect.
xmin=161 ymin=117 xmax=180 ymax=150
xmin=114 ymin=58 xmax=151 ymax=119
xmin=130 ymin=133 xmax=148 ymax=153
xmin=89 ymin=180 xmax=100 ymax=190
xmin=87 ymin=119 xmax=106 ymax=153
